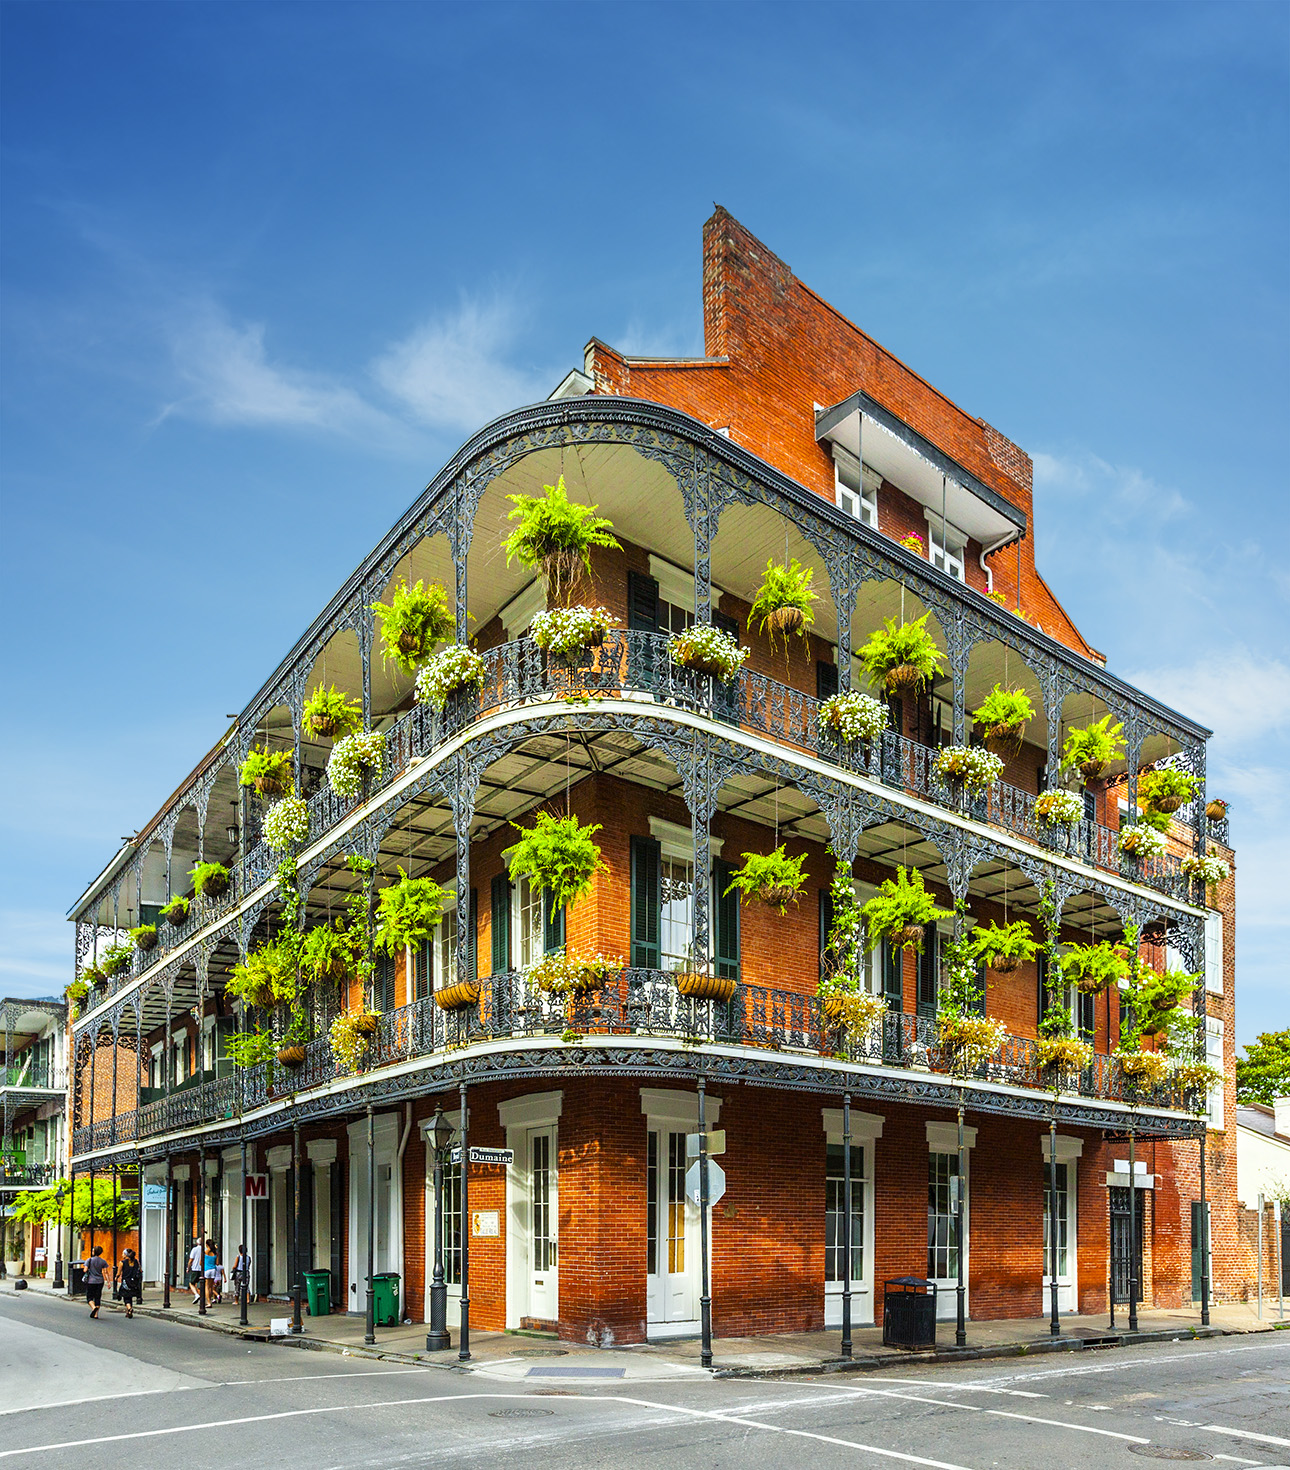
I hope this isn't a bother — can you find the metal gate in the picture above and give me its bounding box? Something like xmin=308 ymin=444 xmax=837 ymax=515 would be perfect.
xmin=1110 ymin=1186 xmax=1144 ymax=1305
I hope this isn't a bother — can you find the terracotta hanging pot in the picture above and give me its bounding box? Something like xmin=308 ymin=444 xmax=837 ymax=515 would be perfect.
xmin=675 ymin=972 xmax=738 ymax=1004
xmin=983 ymin=724 xmax=1024 ymax=761
xmin=1205 ymin=800 xmax=1227 ymax=821
xmin=433 ymin=979 xmax=481 ymax=1011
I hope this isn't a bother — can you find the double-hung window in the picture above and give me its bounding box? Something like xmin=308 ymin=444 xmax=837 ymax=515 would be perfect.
xmin=833 ymin=445 xmax=878 ymax=529
xmin=1205 ymin=1017 xmax=1224 ymax=1128
xmin=926 ymin=516 xmax=967 ymax=582
xmin=630 ymin=820 xmax=735 ymax=976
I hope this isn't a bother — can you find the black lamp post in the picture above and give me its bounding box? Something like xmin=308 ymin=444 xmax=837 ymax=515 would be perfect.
xmin=425 ymin=1106 xmax=456 ymax=1351
xmin=52 ymin=1182 xmax=66 ymax=1290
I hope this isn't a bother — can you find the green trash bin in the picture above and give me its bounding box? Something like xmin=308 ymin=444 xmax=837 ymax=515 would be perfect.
xmin=371 ymin=1272 xmax=400 ymax=1327
xmin=304 ymin=1269 xmax=332 ymax=1318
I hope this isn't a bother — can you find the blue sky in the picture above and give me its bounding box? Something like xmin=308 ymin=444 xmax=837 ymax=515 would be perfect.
xmin=2 ymin=1 xmax=1286 ymax=1045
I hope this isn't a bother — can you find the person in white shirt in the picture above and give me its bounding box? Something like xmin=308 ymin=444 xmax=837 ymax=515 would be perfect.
xmin=188 ymin=1239 xmax=203 ymax=1304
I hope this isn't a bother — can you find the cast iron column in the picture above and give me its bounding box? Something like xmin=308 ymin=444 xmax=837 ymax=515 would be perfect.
xmin=698 ymin=1074 xmax=712 ymax=1370
xmin=426 ymin=1113 xmax=450 ymax=1351
xmin=1127 ymin=1128 xmax=1138 ymax=1333
xmin=364 ymin=1105 xmax=376 ymax=1345
xmin=197 ymin=1149 xmax=207 ymax=1315
xmin=955 ymin=1099 xmax=966 ymax=1348
xmin=1048 ymin=1115 xmax=1061 ymax=1336
xmin=239 ymin=1137 xmax=249 ymax=1327
xmin=291 ymin=1122 xmax=303 ymax=1333
xmin=841 ymin=1091 xmax=853 ymax=1359
xmin=163 ymin=1154 xmax=172 ymax=1308
xmin=1199 ymin=1127 xmax=1210 ymax=1327
xmin=458 ymin=1080 xmax=471 ymax=1361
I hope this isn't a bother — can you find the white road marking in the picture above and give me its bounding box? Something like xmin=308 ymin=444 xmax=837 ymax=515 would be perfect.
xmin=1211 ymin=1456 xmax=1264 ymax=1466
xmin=0 ymin=1387 xmax=197 ymax=1418
xmin=821 ymin=1382 xmax=1150 ymax=1442
xmin=962 ymin=1342 xmax=1286 ymax=1387
xmin=0 ymin=1390 xmax=982 ymax=1469
xmin=1196 ymin=1426 xmax=1290 ymax=1450
xmin=857 ymin=1377 xmax=1046 ymax=1399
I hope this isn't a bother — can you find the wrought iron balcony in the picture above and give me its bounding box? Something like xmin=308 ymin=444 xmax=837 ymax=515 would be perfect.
xmin=0 ymin=1161 xmax=56 ymax=1190
xmin=72 ymin=967 xmax=1194 ymax=1158
xmin=1 ymin=1065 xmax=66 ymax=1094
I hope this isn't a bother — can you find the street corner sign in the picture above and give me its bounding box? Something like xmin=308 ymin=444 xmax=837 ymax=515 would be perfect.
xmin=685 ymin=1158 xmax=727 ymax=1209
xmin=449 ymin=1147 xmax=514 ymax=1166
xmin=244 ymin=1173 xmax=268 ymax=1199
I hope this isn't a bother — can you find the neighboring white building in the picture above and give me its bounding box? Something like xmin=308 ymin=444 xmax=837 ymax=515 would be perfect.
xmin=1236 ymin=1097 xmax=1290 ymax=1207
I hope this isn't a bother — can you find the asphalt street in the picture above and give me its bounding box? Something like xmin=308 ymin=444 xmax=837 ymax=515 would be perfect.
xmin=1 ymin=1290 xmax=1287 ymax=1469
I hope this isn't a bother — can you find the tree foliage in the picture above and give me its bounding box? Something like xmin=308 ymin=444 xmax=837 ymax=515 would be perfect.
xmin=1236 ymin=1029 xmax=1290 ymax=1106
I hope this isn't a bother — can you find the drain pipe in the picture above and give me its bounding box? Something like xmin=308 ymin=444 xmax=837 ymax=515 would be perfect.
xmin=979 ymin=530 xmax=1019 ymax=595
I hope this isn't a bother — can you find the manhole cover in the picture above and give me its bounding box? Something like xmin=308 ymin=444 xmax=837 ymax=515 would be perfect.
xmin=489 ymin=1409 xmax=554 ymax=1418
xmin=1127 ymin=1449 xmax=1212 ymax=1462
xmin=514 ymin=1348 xmax=569 ymax=1358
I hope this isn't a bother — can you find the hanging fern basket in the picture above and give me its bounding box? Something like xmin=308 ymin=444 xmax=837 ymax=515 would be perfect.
xmin=308 ymin=713 xmax=338 ymax=738
xmin=884 ymin=663 xmax=923 ymax=695
xmin=354 ymin=1012 xmax=380 ymax=1033
xmin=277 ymin=1045 xmax=306 ymax=1067
xmin=983 ymin=724 xmax=1025 ymax=761
xmin=758 ymin=882 xmax=800 ymax=910
xmin=1079 ymin=759 xmax=1106 ymax=782
xmin=433 ymin=979 xmax=481 ymax=1011
xmin=989 ymin=953 xmax=1022 ymax=974
xmin=1150 ymin=793 xmax=1186 ymax=814
xmin=675 ymin=972 xmax=737 ymax=1004
xmin=820 ymin=991 xmax=886 ymax=1031
xmin=765 ymin=605 xmax=805 ymax=639
xmin=891 ymin=922 xmax=926 ymax=949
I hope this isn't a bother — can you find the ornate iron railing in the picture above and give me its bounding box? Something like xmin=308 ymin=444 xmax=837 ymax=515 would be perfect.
xmin=73 ymin=968 xmax=1192 ymax=1155
xmin=0 ymin=1162 xmax=57 ymax=1189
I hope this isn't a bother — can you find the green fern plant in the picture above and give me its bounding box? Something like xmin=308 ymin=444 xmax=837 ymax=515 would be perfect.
xmin=226 ymin=939 xmax=300 ymax=1011
xmin=374 ymin=869 xmax=447 ymax=955
xmin=238 ymin=745 xmax=293 ymax=798
xmin=862 ymin=866 xmax=952 ymax=953
xmin=303 ymin=684 xmax=364 ymax=740
xmin=189 ymin=861 xmax=230 ymax=899
xmin=225 ymin=1029 xmax=277 ymax=1070
xmin=724 ymin=846 xmax=807 ymax=913
xmin=1138 ymin=767 xmax=1198 ymax=815
xmin=1061 ymin=715 xmax=1125 ymax=779
xmin=748 ymin=559 xmax=819 ymax=654
xmin=503 ymin=477 xmax=620 ymax=604
xmin=1060 ymin=940 xmax=1130 ymax=994
xmin=856 ymin=614 xmax=945 ymax=696
xmin=968 ymin=919 xmax=1038 ymax=973
xmin=300 ymin=921 xmax=359 ymax=986
xmin=504 ymin=811 xmax=605 ymax=908
xmin=371 ymin=578 xmax=453 ymax=677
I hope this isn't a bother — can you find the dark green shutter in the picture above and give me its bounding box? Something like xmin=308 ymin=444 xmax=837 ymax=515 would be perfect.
xmin=491 ymin=873 xmax=511 ymax=973
xmin=467 ymin=888 xmax=478 ymax=980
xmin=713 ymin=859 xmax=740 ymax=980
xmin=974 ymin=961 xmax=988 ymax=1018
xmin=630 ymin=835 xmax=661 ymax=969
xmin=816 ymin=660 xmax=839 ymax=701
xmin=627 ymin=571 xmax=660 ymax=632
xmin=417 ymin=939 xmax=433 ymax=1000
xmin=1077 ymin=988 xmax=1095 ymax=1042
xmin=542 ymin=891 xmax=565 ymax=953
xmin=916 ymin=925 xmax=939 ymax=1018
xmin=375 ymin=954 xmax=395 ymax=1013
xmin=819 ymin=885 xmax=834 ymax=979
xmin=1037 ymin=952 xmax=1049 ymax=1026
xmin=882 ymin=939 xmax=903 ymax=1011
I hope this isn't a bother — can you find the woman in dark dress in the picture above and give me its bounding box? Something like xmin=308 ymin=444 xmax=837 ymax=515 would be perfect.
xmin=83 ymin=1246 xmax=107 ymax=1319
xmin=116 ymin=1247 xmax=143 ymax=1318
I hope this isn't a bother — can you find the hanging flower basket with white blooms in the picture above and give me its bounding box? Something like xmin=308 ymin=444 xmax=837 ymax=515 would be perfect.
xmin=1180 ymin=852 xmax=1229 ymax=888
xmin=1118 ymin=823 xmax=1166 ymax=860
xmin=818 ymin=691 xmax=888 ymax=745
xmin=262 ymin=795 xmax=310 ymax=853
xmin=530 ymin=605 xmax=615 ymax=660
xmin=1034 ymin=789 xmax=1084 ymax=826
xmin=327 ymin=730 xmax=385 ymax=799
xmin=668 ymin=623 xmax=749 ymax=682
xmin=934 ymin=745 xmax=1004 ymax=793
xmin=415 ymin=645 xmax=486 ymax=711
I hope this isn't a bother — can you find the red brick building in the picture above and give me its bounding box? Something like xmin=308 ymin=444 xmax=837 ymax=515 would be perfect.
xmin=67 ymin=210 xmax=1241 ymax=1347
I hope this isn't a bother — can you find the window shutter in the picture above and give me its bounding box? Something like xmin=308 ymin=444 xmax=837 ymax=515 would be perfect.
xmin=468 ymin=887 xmax=478 ymax=981
xmin=542 ymin=891 xmax=565 ymax=954
xmin=818 ymin=885 xmax=835 ymax=979
xmin=882 ymin=939 xmax=903 ymax=1011
xmin=916 ymin=925 xmax=939 ymax=1018
xmin=1077 ymin=989 xmax=1095 ymax=1042
xmin=1037 ymin=952 xmax=1049 ymax=1026
xmin=713 ymin=859 xmax=740 ymax=980
xmin=630 ymin=835 xmax=661 ymax=969
xmin=816 ymin=660 xmax=839 ymax=701
xmin=974 ymin=962 xmax=988 ymax=1018
xmin=490 ymin=873 xmax=511 ymax=973
xmin=375 ymin=953 xmax=396 ymax=1013
xmin=714 ymin=609 xmax=739 ymax=639
xmin=627 ymin=571 xmax=660 ymax=632
xmin=417 ymin=938 xmax=433 ymax=1001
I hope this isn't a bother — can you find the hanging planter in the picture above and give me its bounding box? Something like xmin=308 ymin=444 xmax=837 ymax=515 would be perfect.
xmin=503 ymin=476 xmax=621 ymax=605
xmin=529 ymin=606 xmax=615 ymax=662
xmin=530 ymin=950 xmax=621 ymax=996
xmin=1060 ymin=715 xmax=1125 ymax=783
xmin=971 ymin=685 xmax=1035 ymax=762
xmin=276 ymin=1045 xmax=307 ymax=1067
xmin=415 ymin=645 xmax=487 ymax=711
xmin=504 ymin=811 xmax=605 ymax=908
xmin=968 ymin=920 xmax=1038 ymax=975
xmin=262 ymin=795 xmax=310 ymax=854
xmin=1205 ymin=798 xmax=1228 ymax=822
xmin=934 ymin=745 xmax=1004 ymax=793
xmin=328 ymin=1011 xmax=371 ymax=1072
xmin=327 ymin=729 xmax=385 ymax=799
xmin=1060 ymin=940 xmax=1130 ymax=995
xmin=1034 ymin=789 xmax=1083 ymax=827
xmin=1118 ymin=823 xmax=1167 ymax=861
xmin=238 ymin=745 xmax=293 ymax=800
xmin=675 ymin=971 xmax=738 ymax=1004
xmin=937 ymin=1012 xmax=1007 ymax=1069
xmin=1037 ymin=1035 xmax=1094 ymax=1074
xmin=667 ymin=624 xmax=749 ymax=682
xmin=723 ymin=847 xmax=807 ymax=913
xmin=190 ymin=861 xmax=230 ymax=899
xmin=226 ymin=939 xmax=300 ymax=1012
xmin=818 ymin=988 xmax=887 ymax=1033
xmin=303 ymin=684 xmax=363 ymax=741
xmin=100 ymin=943 xmax=133 ymax=977
xmin=862 ymin=867 xmax=952 ymax=954
xmin=129 ymin=923 xmax=158 ymax=954
xmin=1181 ymin=851 xmax=1229 ymax=889
xmin=1118 ymin=1050 xmax=1170 ymax=1087
xmin=1172 ymin=1061 xmax=1222 ymax=1091
xmin=433 ymin=979 xmax=481 ymax=1011
xmin=818 ymin=691 xmax=888 ymax=746
xmin=749 ymin=558 xmax=819 ymax=655
xmin=159 ymin=896 xmax=189 ymax=928
xmin=1138 ymin=767 xmax=1198 ymax=816
xmin=300 ymin=921 xmax=358 ymax=986
xmin=857 ymin=614 xmax=944 ymax=698
xmin=374 ymin=869 xmax=447 ymax=956
xmin=371 ymin=578 xmax=453 ymax=676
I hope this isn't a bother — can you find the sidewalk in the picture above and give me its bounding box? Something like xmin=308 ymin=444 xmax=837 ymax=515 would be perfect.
xmin=9 ymin=1273 xmax=1288 ymax=1380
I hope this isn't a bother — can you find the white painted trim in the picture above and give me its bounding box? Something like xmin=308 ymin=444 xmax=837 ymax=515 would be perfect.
xmin=306 ymin=1138 xmax=338 ymax=1165
xmin=266 ymin=1145 xmax=292 ymax=1171
xmin=649 ymin=554 xmax=722 ymax=612
xmin=927 ymin=1121 xmax=977 ymax=1152
xmin=1041 ymin=1133 xmax=1085 ymax=1162
xmin=821 ymin=1108 xmax=884 ymax=1142
xmin=639 ymin=1087 xmax=723 ymax=1130
xmin=497 ymin=1090 xmax=563 ymax=1131
xmin=648 ymin=815 xmax=724 ymax=859
xmin=500 ymin=579 xmax=546 ymax=641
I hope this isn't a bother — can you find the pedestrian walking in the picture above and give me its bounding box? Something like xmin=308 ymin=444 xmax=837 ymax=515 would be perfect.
xmin=231 ymin=1243 xmax=251 ymax=1303
xmin=116 ymin=1248 xmax=142 ymax=1318
xmin=84 ymin=1246 xmax=107 ymax=1319
xmin=204 ymin=1239 xmax=222 ymax=1305
xmin=188 ymin=1237 xmax=203 ymax=1303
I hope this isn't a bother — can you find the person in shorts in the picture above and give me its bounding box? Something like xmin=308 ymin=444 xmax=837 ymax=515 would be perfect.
xmin=204 ymin=1239 xmax=221 ymax=1305
xmin=188 ymin=1238 xmax=204 ymax=1303
xmin=83 ymin=1246 xmax=107 ymax=1318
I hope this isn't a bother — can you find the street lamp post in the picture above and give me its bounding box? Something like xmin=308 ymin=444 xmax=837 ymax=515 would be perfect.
xmin=425 ymin=1106 xmax=455 ymax=1352
xmin=52 ymin=1182 xmax=66 ymax=1290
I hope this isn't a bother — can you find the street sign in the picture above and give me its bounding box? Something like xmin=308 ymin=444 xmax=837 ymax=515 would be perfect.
xmin=244 ymin=1173 xmax=268 ymax=1199
xmin=685 ymin=1158 xmax=726 ymax=1209
xmin=449 ymin=1146 xmax=514 ymax=1166
xmin=143 ymin=1183 xmax=169 ymax=1206
xmin=686 ymin=1130 xmax=726 ymax=1157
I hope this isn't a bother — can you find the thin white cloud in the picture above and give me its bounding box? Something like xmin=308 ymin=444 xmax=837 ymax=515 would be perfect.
xmin=371 ymin=295 xmax=550 ymax=433
xmin=1124 ymin=651 xmax=1290 ymax=751
xmin=0 ymin=910 xmax=71 ymax=996
xmin=1033 ymin=449 xmax=1190 ymax=523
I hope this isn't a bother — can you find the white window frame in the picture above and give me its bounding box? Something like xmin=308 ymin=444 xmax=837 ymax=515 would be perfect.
xmin=853 ymin=882 xmax=884 ymax=995
xmin=1204 ymin=911 xmax=1224 ymax=996
xmin=832 ymin=445 xmax=878 ymax=529
xmin=511 ymin=873 xmax=546 ymax=970
xmin=1205 ymin=1016 xmax=1224 ymax=1129
xmin=434 ymin=879 xmax=459 ymax=991
xmin=648 ymin=818 xmax=724 ymax=972
xmin=924 ymin=510 xmax=967 ymax=582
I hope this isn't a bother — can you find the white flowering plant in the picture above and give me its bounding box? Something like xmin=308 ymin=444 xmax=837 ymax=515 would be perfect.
xmin=528 ymin=949 xmax=624 ymax=995
xmin=934 ymin=745 xmax=1004 ymax=792
xmin=415 ymin=645 xmax=486 ymax=711
xmin=668 ymin=624 xmax=749 ymax=681
xmin=262 ymin=795 xmax=310 ymax=853
xmin=1118 ymin=823 xmax=1166 ymax=860
xmin=327 ymin=730 xmax=385 ymax=799
xmin=819 ymin=691 xmax=888 ymax=745
xmin=1034 ymin=789 xmax=1084 ymax=826
xmin=530 ymin=605 xmax=615 ymax=659
xmin=1180 ymin=851 xmax=1229 ymax=886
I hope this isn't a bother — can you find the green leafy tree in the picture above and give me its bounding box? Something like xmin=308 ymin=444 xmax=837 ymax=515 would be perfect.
xmin=1236 ymin=1030 xmax=1290 ymax=1106
xmin=11 ymin=1177 xmax=137 ymax=1232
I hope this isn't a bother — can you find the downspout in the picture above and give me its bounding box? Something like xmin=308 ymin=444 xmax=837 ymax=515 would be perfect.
xmin=979 ymin=530 xmax=1019 ymax=595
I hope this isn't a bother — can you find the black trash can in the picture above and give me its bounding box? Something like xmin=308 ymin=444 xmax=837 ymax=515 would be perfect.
xmin=882 ymin=1276 xmax=937 ymax=1349
xmin=69 ymin=1262 xmax=86 ymax=1297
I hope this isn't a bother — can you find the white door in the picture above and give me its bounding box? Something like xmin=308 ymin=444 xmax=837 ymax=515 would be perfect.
xmin=647 ymin=1129 xmax=698 ymax=1326
xmin=143 ymin=1205 xmax=165 ymax=1283
xmin=526 ymin=1127 xmax=558 ymax=1321
xmin=1042 ymin=1160 xmax=1077 ymax=1312
xmin=824 ymin=1143 xmax=867 ymax=1327
xmin=928 ymin=1151 xmax=968 ymax=1320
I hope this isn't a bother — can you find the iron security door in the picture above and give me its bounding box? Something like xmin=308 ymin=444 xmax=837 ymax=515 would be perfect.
xmin=1110 ymin=1187 xmax=1144 ymax=1305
